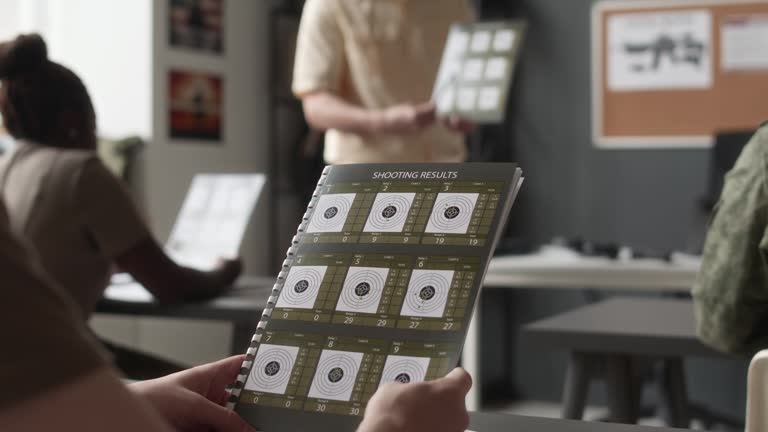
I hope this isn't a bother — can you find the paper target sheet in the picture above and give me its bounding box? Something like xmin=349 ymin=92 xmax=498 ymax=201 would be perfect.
xmin=433 ymin=20 xmax=526 ymax=124
xmin=231 ymin=163 xmax=523 ymax=432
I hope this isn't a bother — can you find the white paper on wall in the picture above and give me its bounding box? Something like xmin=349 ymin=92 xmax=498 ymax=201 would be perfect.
xmin=607 ymin=9 xmax=713 ymax=91
xmin=721 ymin=15 xmax=768 ymax=71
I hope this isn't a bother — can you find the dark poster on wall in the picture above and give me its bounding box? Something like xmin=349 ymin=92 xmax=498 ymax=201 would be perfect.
xmin=168 ymin=70 xmax=223 ymax=142
xmin=169 ymin=0 xmax=224 ymax=54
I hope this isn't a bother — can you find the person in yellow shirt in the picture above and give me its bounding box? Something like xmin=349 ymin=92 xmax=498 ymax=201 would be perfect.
xmin=293 ymin=0 xmax=475 ymax=164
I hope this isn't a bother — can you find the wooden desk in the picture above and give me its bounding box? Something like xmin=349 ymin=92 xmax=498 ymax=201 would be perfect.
xmin=522 ymin=298 xmax=717 ymax=358
xmin=483 ymin=247 xmax=700 ymax=290
xmin=464 ymin=248 xmax=701 ymax=411
xmin=96 ymin=277 xmax=273 ymax=354
xmin=469 ymin=412 xmax=688 ymax=431
xmin=521 ymin=298 xmax=734 ymax=428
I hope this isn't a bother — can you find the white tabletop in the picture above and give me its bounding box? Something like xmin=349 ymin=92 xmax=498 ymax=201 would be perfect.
xmin=483 ymin=245 xmax=701 ymax=291
xmin=103 ymin=275 xmax=275 ymax=303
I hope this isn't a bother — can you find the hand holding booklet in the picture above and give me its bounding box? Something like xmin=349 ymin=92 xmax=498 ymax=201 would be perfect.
xmin=433 ymin=20 xmax=526 ymax=124
xmin=228 ymin=163 xmax=523 ymax=431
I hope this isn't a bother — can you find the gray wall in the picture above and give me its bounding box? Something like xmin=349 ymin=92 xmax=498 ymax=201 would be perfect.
xmin=483 ymin=0 xmax=749 ymax=418
xmin=510 ymin=0 xmax=709 ymax=250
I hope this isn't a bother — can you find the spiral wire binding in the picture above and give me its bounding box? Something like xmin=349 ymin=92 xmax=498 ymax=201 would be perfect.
xmin=226 ymin=166 xmax=332 ymax=410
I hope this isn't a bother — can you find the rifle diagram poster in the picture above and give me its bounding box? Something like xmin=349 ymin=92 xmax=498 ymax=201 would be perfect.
xmin=607 ymin=9 xmax=713 ymax=91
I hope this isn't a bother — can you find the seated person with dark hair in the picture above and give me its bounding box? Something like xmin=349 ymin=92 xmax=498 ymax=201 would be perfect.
xmin=694 ymin=124 xmax=768 ymax=355
xmin=0 ymin=197 xmax=472 ymax=432
xmin=0 ymin=34 xmax=241 ymax=316
xmin=0 ymin=33 xmax=243 ymax=378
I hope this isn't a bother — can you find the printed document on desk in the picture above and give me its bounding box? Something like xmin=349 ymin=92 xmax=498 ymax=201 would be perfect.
xmin=166 ymin=174 xmax=266 ymax=270
xmin=106 ymin=174 xmax=265 ymax=299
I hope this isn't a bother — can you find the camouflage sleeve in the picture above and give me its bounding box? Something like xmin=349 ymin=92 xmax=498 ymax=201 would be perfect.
xmin=693 ymin=126 xmax=768 ymax=356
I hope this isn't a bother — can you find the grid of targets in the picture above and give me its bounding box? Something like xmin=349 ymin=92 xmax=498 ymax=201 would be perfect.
xmin=433 ymin=22 xmax=522 ymax=122
xmin=271 ymin=254 xmax=481 ymax=332
xmin=239 ymin=332 xmax=454 ymax=417
xmin=302 ymin=181 xmax=504 ymax=247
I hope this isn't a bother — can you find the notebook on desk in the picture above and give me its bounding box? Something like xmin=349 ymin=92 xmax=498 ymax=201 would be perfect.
xmin=107 ymin=174 xmax=266 ymax=299
xmin=227 ymin=163 xmax=523 ymax=432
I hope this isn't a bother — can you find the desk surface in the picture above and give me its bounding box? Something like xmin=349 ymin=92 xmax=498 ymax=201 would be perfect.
xmin=97 ymin=276 xmax=273 ymax=322
xmin=523 ymin=298 xmax=722 ymax=358
xmin=484 ymin=246 xmax=700 ymax=291
xmin=469 ymin=413 xmax=688 ymax=431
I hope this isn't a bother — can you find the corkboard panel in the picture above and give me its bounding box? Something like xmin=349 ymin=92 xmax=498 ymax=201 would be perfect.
xmin=592 ymin=0 xmax=768 ymax=148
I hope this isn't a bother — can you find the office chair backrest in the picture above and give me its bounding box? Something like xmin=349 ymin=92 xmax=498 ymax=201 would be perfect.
xmin=747 ymin=350 xmax=768 ymax=432
xmin=701 ymin=130 xmax=754 ymax=211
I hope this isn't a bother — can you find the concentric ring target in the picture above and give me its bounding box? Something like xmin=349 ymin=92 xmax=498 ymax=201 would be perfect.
xmin=355 ymin=282 xmax=371 ymax=297
xmin=275 ymin=266 xmax=328 ymax=309
xmin=400 ymin=269 xmax=455 ymax=318
xmin=264 ymin=361 xmax=281 ymax=376
xmin=425 ymin=193 xmax=480 ymax=234
xmin=327 ymin=367 xmax=344 ymax=383
xmin=419 ymin=286 xmax=436 ymax=301
xmin=444 ymin=206 xmax=460 ymax=219
xmin=336 ymin=267 xmax=389 ymax=314
xmin=307 ymin=193 xmax=356 ymax=233
xmin=323 ymin=206 xmax=339 ymax=219
xmin=307 ymin=350 xmax=364 ymax=401
xmin=293 ymin=280 xmax=309 ymax=294
xmin=379 ymin=355 xmax=431 ymax=387
xmin=395 ymin=373 xmax=411 ymax=383
xmin=363 ymin=193 xmax=416 ymax=233
xmin=244 ymin=344 xmax=299 ymax=394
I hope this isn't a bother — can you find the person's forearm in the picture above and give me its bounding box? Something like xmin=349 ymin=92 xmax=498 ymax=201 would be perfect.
xmin=115 ymin=238 xmax=232 ymax=305
xmin=302 ymin=91 xmax=381 ymax=135
xmin=166 ymin=267 xmax=226 ymax=303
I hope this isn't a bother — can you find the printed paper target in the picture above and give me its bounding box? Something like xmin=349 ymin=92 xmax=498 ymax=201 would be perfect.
xmin=335 ymin=267 xmax=390 ymax=314
xmin=363 ymin=193 xmax=416 ymax=233
xmin=378 ymin=355 xmax=431 ymax=386
xmin=244 ymin=344 xmax=300 ymax=395
xmin=400 ymin=269 xmax=455 ymax=318
xmin=307 ymin=193 xmax=356 ymax=233
xmin=307 ymin=350 xmax=364 ymax=402
xmin=275 ymin=266 xmax=328 ymax=309
xmin=425 ymin=193 xmax=480 ymax=234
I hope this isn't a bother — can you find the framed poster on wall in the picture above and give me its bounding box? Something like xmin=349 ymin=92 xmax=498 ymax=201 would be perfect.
xmin=168 ymin=69 xmax=224 ymax=142
xmin=169 ymin=0 xmax=224 ymax=54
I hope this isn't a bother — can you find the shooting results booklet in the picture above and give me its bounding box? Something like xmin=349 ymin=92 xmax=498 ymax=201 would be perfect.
xmin=228 ymin=163 xmax=523 ymax=431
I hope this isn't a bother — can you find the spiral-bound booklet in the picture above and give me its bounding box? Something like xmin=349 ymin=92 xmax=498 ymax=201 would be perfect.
xmin=229 ymin=163 xmax=523 ymax=431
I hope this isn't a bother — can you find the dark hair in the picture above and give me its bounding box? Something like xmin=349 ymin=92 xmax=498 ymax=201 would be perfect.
xmin=0 ymin=34 xmax=95 ymax=146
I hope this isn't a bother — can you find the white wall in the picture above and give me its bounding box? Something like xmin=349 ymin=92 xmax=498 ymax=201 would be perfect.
xmin=123 ymin=0 xmax=272 ymax=365
xmin=0 ymin=0 xmax=153 ymax=139
xmin=0 ymin=0 xmax=271 ymax=366
xmin=147 ymin=0 xmax=271 ymax=277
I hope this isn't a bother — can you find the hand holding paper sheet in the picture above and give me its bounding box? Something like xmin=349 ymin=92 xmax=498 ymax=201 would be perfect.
xmin=432 ymin=20 xmax=526 ymax=124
